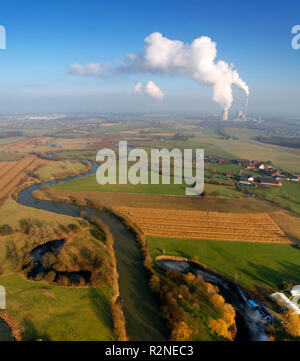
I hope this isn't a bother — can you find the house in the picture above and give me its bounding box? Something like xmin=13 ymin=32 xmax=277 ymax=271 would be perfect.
xmin=271 ymin=171 xmax=281 ymax=177
xmin=258 ymin=177 xmax=282 ymax=187
xmin=259 ymin=164 xmax=265 ymax=170
xmin=247 ymin=164 xmax=256 ymax=169
xmin=239 ymin=175 xmax=254 ymax=186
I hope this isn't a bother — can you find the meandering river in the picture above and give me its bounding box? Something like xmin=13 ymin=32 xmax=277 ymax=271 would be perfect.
xmin=0 ymin=160 xmax=267 ymax=341
xmin=17 ymin=162 xmax=167 ymax=341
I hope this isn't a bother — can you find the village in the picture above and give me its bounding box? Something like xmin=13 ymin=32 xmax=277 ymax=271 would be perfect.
xmin=204 ymin=154 xmax=300 ymax=188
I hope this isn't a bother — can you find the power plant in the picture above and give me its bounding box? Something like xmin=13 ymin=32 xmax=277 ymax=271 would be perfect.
xmin=222 ymin=109 xmax=229 ymax=121
xmin=222 ymin=97 xmax=249 ymax=121
xmin=243 ymin=97 xmax=249 ymax=119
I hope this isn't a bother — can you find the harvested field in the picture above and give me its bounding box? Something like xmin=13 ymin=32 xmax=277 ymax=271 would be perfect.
xmin=0 ymin=156 xmax=50 ymax=199
xmin=99 ymin=122 xmax=119 ymax=127
xmin=0 ymin=137 xmax=46 ymax=150
xmin=114 ymin=207 xmax=290 ymax=244
xmin=120 ymin=130 xmax=140 ymax=134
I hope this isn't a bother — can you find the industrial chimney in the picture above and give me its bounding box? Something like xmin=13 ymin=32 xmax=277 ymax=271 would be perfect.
xmin=243 ymin=97 xmax=249 ymax=119
xmin=222 ymin=109 xmax=228 ymax=121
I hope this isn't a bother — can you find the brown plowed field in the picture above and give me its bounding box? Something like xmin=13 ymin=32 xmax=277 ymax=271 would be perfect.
xmin=0 ymin=156 xmax=50 ymax=199
xmin=114 ymin=206 xmax=290 ymax=244
xmin=1 ymin=137 xmax=46 ymax=150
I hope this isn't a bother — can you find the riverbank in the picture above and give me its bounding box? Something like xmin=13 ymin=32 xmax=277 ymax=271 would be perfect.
xmin=0 ymin=311 xmax=22 ymax=341
xmin=15 ymin=166 xmax=167 ymax=341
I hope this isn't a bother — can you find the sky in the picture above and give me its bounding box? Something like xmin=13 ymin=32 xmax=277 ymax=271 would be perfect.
xmin=0 ymin=0 xmax=299 ymax=117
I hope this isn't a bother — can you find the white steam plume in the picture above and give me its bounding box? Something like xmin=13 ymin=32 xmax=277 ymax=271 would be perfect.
xmin=69 ymin=32 xmax=249 ymax=110
xmin=127 ymin=32 xmax=249 ymax=110
xmin=133 ymin=80 xmax=164 ymax=100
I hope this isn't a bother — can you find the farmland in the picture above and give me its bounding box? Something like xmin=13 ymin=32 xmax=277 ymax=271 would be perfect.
xmin=253 ymin=180 xmax=300 ymax=217
xmin=0 ymin=274 xmax=114 ymax=341
xmin=147 ymin=236 xmax=300 ymax=291
xmin=0 ymin=156 xmax=50 ymax=200
xmin=53 ymin=171 xmax=242 ymax=198
xmin=115 ymin=207 xmax=290 ymax=243
xmin=35 ymin=160 xmax=87 ymax=181
xmin=0 ymin=199 xmax=115 ymax=341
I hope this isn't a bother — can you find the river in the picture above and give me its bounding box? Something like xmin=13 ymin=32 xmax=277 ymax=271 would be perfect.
xmin=0 ymin=319 xmax=15 ymax=341
xmin=12 ymin=161 xmax=267 ymax=341
xmin=17 ymin=162 xmax=167 ymax=341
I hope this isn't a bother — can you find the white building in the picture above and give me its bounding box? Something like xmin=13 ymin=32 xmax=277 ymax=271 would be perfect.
xmin=270 ymin=292 xmax=300 ymax=314
xmin=290 ymin=285 xmax=300 ymax=297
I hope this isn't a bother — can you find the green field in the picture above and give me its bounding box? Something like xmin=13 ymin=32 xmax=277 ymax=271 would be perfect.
xmin=0 ymin=199 xmax=77 ymax=230
xmin=57 ymin=150 xmax=97 ymax=160
xmin=205 ymin=163 xmax=241 ymax=176
xmin=0 ymin=137 xmax=27 ymax=146
xmin=124 ymin=127 xmax=300 ymax=173
xmin=36 ymin=160 xmax=86 ymax=180
xmin=252 ymin=181 xmax=300 ymax=216
xmin=0 ymin=199 xmax=115 ymax=341
xmin=147 ymin=236 xmax=300 ymax=292
xmin=53 ymin=171 xmax=242 ymax=197
xmin=0 ymin=274 xmax=114 ymax=341
xmin=253 ymin=181 xmax=300 ymax=216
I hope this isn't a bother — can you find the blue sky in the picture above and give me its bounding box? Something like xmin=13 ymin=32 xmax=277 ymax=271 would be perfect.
xmin=0 ymin=0 xmax=299 ymax=116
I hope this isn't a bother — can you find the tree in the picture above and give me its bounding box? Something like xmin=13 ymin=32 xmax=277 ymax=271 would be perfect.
xmin=209 ymin=318 xmax=231 ymax=339
xmin=42 ymin=252 xmax=57 ymax=270
xmin=57 ymin=274 xmax=69 ymax=286
xmin=44 ymin=271 xmax=56 ymax=283
xmin=185 ymin=273 xmax=195 ymax=282
xmin=170 ymin=321 xmax=192 ymax=341
xmin=285 ymin=311 xmax=300 ymax=337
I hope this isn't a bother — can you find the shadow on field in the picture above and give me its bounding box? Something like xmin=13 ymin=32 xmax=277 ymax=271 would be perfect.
xmin=238 ymin=260 xmax=300 ymax=293
xmin=22 ymin=316 xmax=51 ymax=341
xmin=87 ymin=288 xmax=113 ymax=328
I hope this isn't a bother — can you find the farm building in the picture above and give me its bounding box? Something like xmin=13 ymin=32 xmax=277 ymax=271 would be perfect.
xmin=238 ymin=175 xmax=254 ymax=186
xmin=270 ymin=292 xmax=300 ymax=314
xmin=291 ymin=285 xmax=300 ymax=297
xmin=258 ymin=177 xmax=282 ymax=187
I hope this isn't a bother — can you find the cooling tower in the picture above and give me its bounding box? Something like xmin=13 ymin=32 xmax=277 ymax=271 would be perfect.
xmin=243 ymin=97 xmax=249 ymax=118
xmin=222 ymin=109 xmax=228 ymax=121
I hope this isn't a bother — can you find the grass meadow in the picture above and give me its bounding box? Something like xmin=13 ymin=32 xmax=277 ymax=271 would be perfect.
xmin=0 ymin=274 xmax=114 ymax=341
xmin=147 ymin=236 xmax=300 ymax=292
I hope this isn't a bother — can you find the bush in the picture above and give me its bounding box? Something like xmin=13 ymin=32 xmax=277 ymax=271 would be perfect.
xmin=111 ymin=300 xmax=127 ymax=341
xmin=285 ymin=311 xmax=300 ymax=337
xmin=57 ymin=274 xmax=69 ymax=286
xmin=42 ymin=252 xmax=57 ymax=270
xmin=19 ymin=219 xmax=33 ymax=233
xmin=68 ymin=223 xmax=79 ymax=232
xmin=170 ymin=321 xmax=192 ymax=341
xmin=0 ymin=224 xmax=13 ymax=235
xmin=44 ymin=271 xmax=56 ymax=283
